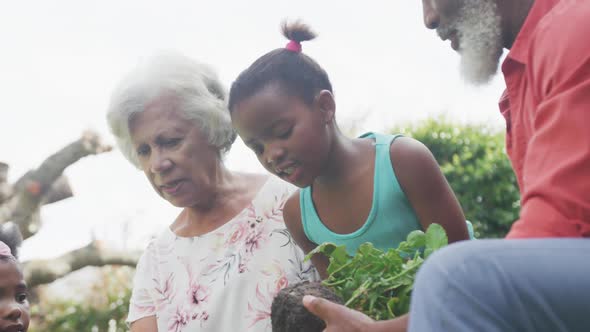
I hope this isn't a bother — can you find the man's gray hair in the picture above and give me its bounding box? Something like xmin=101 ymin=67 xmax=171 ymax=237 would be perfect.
xmin=106 ymin=52 xmax=236 ymax=168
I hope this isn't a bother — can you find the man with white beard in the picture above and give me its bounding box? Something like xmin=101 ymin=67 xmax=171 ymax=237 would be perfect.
xmin=301 ymin=0 xmax=590 ymax=331
xmin=433 ymin=0 xmax=504 ymax=85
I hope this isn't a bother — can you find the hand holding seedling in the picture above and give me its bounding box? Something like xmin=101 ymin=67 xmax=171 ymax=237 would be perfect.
xmin=302 ymin=294 xmax=375 ymax=332
xmin=296 ymin=224 xmax=448 ymax=331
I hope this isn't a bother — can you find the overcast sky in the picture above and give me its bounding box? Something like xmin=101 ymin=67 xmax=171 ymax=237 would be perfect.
xmin=0 ymin=0 xmax=507 ymax=261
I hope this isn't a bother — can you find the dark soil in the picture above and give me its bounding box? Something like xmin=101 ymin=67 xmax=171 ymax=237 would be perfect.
xmin=271 ymin=281 xmax=343 ymax=332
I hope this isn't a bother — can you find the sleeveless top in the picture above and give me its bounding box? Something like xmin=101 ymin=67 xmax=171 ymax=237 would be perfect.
xmin=300 ymin=132 xmax=423 ymax=255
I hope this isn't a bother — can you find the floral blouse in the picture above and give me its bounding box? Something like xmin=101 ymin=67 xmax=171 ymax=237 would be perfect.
xmin=127 ymin=176 xmax=318 ymax=331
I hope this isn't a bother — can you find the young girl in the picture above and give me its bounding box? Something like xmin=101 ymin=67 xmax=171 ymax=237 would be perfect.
xmin=229 ymin=21 xmax=471 ymax=278
xmin=0 ymin=227 xmax=29 ymax=332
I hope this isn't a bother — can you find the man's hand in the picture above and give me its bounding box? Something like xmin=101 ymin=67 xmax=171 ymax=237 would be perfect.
xmin=302 ymin=295 xmax=374 ymax=332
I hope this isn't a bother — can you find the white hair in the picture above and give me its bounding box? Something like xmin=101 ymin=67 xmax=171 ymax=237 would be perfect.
xmin=437 ymin=0 xmax=503 ymax=85
xmin=106 ymin=52 xmax=236 ymax=168
xmin=457 ymin=0 xmax=503 ymax=85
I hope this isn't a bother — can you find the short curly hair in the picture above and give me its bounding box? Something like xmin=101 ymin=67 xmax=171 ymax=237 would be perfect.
xmin=107 ymin=52 xmax=236 ymax=168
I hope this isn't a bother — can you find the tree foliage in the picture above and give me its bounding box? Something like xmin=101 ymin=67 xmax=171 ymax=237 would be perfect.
xmin=391 ymin=118 xmax=520 ymax=238
xmin=30 ymin=266 xmax=133 ymax=332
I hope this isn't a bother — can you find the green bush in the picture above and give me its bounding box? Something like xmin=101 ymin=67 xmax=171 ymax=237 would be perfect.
xmin=30 ymin=266 xmax=133 ymax=332
xmin=391 ymin=117 xmax=520 ymax=238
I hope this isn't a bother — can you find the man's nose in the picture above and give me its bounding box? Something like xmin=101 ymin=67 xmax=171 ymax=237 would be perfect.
xmin=422 ymin=0 xmax=440 ymax=29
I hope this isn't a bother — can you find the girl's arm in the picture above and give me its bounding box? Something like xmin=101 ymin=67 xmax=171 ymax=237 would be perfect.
xmin=391 ymin=137 xmax=470 ymax=243
xmin=283 ymin=192 xmax=330 ymax=279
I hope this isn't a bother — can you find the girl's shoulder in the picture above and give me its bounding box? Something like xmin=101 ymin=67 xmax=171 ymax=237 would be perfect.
xmin=357 ymin=131 xmax=430 ymax=166
xmin=388 ymin=135 xmax=433 ymax=165
xmin=358 ymin=131 xmax=404 ymax=144
xmin=283 ymin=189 xmax=301 ymax=223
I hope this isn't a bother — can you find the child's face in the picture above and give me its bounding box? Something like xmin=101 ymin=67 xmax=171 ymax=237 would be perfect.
xmin=231 ymin=83 xmax=333 ymax=188
xmin=0 ymin=260 xmax=29 ymax=332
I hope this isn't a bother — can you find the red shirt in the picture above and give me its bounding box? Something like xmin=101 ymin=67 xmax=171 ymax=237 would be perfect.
xmin=502 ymin=0 xmax=590 ymax=238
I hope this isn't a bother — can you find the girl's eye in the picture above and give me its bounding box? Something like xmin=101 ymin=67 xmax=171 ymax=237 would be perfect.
xmin=277 ymin=127 xmax=292 ymax=139
xmin=16 ymin=292 xmax=27 ymax=303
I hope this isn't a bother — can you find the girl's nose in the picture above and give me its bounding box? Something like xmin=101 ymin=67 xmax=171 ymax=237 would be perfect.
xmin=3 ymin=302 xmax=23 ymax=321
xmin=265 ymin=145 xmax=286 ymax=168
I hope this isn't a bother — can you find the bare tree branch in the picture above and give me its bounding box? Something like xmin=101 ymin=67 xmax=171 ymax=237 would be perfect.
xmin=41 ymin=175 xmax=73 ymax=205
xmin=23 ymin=241 xmax=141 ymax=288
xmin=1 ymin=130 xmax=135 ymax=291
xmin=0 ymin=131 xmax=112 ymax=238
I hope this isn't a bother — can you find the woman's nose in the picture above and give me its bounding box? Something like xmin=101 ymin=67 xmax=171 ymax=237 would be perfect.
xmin=150 ymin=153 xmax=173 ymax=174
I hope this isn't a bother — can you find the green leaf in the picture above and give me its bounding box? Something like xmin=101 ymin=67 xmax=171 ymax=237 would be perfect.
xmin=317 ymin=224 xmax=450 ymax=320
xmin=306 ymin=242 xmax=350 ymax=264
xmin=406 ymin=230 xmax=426 ymax=248
xmin=425 ymin=223 xmax=448 ymax=252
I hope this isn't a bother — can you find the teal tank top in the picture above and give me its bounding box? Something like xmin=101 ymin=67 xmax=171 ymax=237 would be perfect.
xmin=300 ymin=132 xmax=423 ymax=256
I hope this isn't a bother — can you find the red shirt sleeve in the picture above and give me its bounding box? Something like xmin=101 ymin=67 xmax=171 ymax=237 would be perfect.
xmin=507 ymin=5 xmax=590 ymax=238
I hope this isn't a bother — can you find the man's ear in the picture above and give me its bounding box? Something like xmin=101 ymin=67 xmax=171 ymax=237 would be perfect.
xmin=315 ymin=90 xmax=336 ymax=124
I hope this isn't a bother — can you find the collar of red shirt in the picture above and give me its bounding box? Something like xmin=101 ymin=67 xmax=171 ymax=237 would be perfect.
xmin=506 ymin=0 xmax=561 ymax=64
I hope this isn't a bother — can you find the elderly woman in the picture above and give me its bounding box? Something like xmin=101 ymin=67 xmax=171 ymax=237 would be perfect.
xmin=107 ymin=53 xmax=317 ymax=332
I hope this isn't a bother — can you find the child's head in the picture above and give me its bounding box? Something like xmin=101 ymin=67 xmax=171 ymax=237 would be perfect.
xmin=0 ymin=228 xmax=29 ymax=332
xmin=229 ymin=21 xmax=338 ymax=188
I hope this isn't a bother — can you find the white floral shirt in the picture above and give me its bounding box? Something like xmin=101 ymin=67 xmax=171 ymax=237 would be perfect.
xmin=127 ymin=177 xmax=318 ymax=331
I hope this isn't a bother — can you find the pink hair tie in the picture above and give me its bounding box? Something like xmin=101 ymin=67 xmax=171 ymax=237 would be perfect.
xmin=0 ymin=241 xmax=12 ymax=257
xmin=285 ymin=40 xmax=302 ymax=52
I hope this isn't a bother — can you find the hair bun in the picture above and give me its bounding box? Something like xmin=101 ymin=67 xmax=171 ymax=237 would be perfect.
xmin=281 ymin=20 xmax=317 ymax=44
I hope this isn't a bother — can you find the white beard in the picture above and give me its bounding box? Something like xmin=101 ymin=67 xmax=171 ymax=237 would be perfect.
xmin=442 ymin=0 xmax=504 ymax=85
